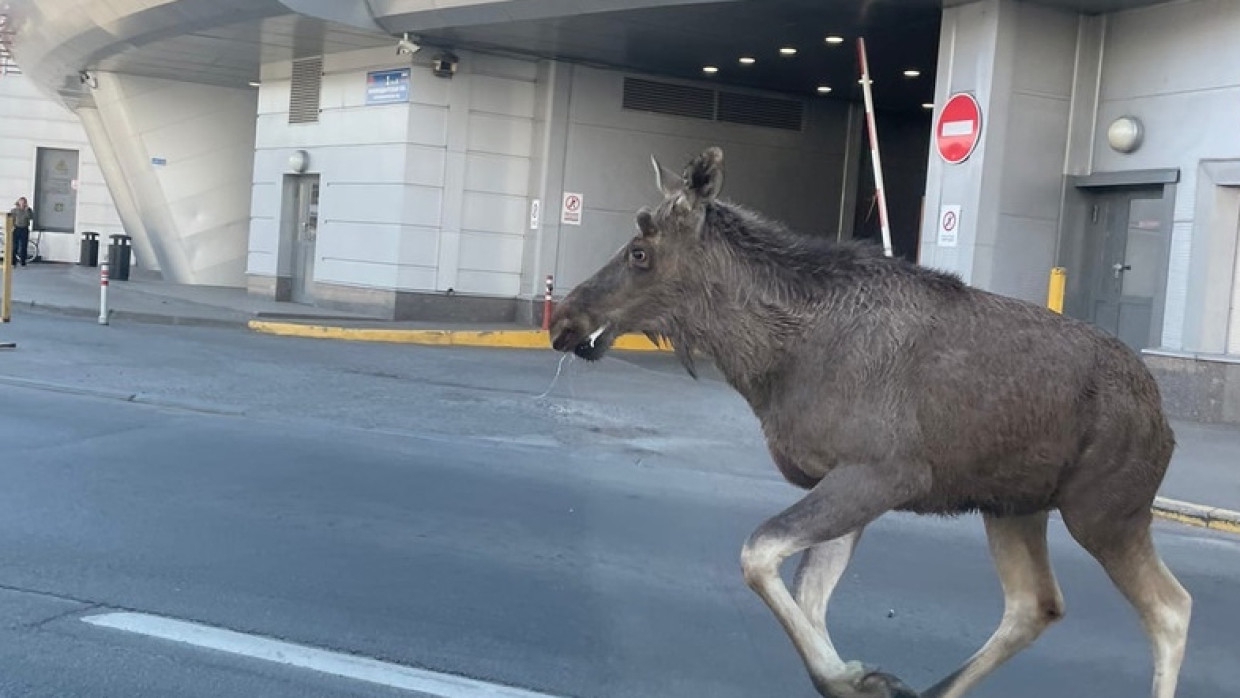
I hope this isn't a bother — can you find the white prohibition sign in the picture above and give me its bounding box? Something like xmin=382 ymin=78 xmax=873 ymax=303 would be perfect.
xmin=560 ymin=192 xmax=583 ymax=226
xmin=937 ymin=204 xmax=961 ymax=248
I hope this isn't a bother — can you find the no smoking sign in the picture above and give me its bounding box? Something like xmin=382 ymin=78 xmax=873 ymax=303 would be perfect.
xmin=937 ymin=204 xmax=961 ymax=248
xmin=561 ymin=192 xmax=583 ymax=226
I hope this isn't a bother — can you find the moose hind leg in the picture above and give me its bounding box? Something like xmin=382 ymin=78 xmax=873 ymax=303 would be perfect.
xmin=741 ymin=462 xmax=926 ymax=698
xmin=793 ymin=528 xmax=865 ymax=653
xmin=1064 ymin=512 xmax=1192 ymax=698
xmin=921 ymin=511 xmax=1064 ymax=698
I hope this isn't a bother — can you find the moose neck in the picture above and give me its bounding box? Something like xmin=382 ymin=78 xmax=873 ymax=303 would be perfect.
xmin=663 ymin=201 xmax=855 ymax=408
xmin=679 ymin=296 xmax=797 ymax=409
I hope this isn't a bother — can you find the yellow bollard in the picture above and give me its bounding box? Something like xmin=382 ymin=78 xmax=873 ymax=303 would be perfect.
xmin=1047 ymin=267 xmax=1066 ymax=314
xmin=2 ymin=213 xmax=12 ymax=323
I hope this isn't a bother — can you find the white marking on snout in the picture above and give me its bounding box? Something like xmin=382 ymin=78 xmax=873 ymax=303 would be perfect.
xmin=588 ymin=324 xmax=609 ymax=347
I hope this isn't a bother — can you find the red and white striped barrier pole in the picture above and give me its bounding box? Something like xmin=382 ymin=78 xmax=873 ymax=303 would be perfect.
xmin=541 ymin=274 xmax=554 ymax=331
xmin=98 ymin=260 xmax=109 ymax=325
xmin=856 ymin=37 xmax=894 ymax=259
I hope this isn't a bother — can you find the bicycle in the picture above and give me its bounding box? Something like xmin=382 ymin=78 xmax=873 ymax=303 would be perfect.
xmin=1 ymin=228 xmax=40 ymax=264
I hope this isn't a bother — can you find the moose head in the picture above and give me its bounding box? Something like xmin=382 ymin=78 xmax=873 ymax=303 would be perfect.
xmin=548 ymin=147 xmax=725 ymax=366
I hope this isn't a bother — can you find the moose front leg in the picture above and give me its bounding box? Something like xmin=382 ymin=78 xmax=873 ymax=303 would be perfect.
xmin=741 ymin=462 xmax=927 ymax=698
xmin=793 ymin=528 xmax=865 ymax=652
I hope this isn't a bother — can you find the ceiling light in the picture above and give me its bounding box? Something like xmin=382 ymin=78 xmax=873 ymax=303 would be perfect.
xmin=904 ymin=69 xmax=921 ymax=78
xmin=702 ymin=65 xmax=719 ymax=74
xmin=825 ymin=35 xmax=844 ymax=44
xmin=922 ymin=102 xmax=934 ymax=109
xmin=739 ymin=56 xmax=756 ymax=65
xmin=248 ymin=80 xmax=261 ymax=87
xmin=779 ymin=47 xmax=797 ymax=56
xmin=816 ymin=85 xmax=832 ymax=94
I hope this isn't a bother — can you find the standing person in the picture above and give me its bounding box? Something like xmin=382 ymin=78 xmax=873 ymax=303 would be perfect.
xmin=9 ymin=197 xmax=32 ymax=267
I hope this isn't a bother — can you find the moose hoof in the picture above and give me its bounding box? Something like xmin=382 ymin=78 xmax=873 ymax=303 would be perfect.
xmin=856 ymin=671 xmax=920 ymax=698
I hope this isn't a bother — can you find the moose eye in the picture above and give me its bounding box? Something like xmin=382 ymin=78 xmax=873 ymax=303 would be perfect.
xmin=629 ymin=246 xmax=650 ymax=267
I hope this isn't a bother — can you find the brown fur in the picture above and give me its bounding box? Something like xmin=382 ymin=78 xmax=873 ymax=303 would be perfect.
xmin=549 ymin=147 xmax=1192 ymax=698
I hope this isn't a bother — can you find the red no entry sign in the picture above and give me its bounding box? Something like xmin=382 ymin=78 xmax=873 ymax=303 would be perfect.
xmin=935 ymin=92 xmax=982 ymax=164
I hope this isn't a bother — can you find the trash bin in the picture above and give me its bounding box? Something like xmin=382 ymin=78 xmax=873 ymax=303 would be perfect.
xmin=79 ymin=231 xmax=100 ymax=267
xmin=107 ymin=234 xmax=132 ymax=281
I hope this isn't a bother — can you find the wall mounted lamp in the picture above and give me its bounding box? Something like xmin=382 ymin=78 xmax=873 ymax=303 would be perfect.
xmin=288 ymin=150 xmax=310 ymax=173
xmin=1106 ymin=115 xmax=1143 ymax=153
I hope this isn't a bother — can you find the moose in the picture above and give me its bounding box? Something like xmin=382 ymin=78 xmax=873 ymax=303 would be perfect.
xmin=548 ymin=147 xmax=1192 ymax=698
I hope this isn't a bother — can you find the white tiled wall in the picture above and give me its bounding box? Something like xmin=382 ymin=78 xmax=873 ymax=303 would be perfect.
xmin=1092 ymin=0 xmax=1240 ymax=350
xmin=0 ymin=74 xmax=122 ymax=262
xmin=249 ymin=46 xmax=857 ymax=300
xmin=83 ymin=71 xmax=258 ymax=284
xmin=248 ymin=45 xmax=537 ymax=297
xmin=554 ymin=66 xmax=853 ymax=290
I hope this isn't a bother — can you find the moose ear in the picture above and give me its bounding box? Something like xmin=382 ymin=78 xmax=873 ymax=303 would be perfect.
xmin=682 ymin=146 xmax=724 ymax=203
xmin=635 ymin=207 xmax=658 ymax=238
xmin=651 ymin=154 xmax=684 ymax=197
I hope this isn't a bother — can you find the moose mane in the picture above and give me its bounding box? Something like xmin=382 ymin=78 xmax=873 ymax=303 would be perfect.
xmin=699 ymin=198 xmax=968 ymax=299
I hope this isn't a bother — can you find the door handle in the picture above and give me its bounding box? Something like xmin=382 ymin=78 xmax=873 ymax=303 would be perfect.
xmin=1112 ymin=263 xmax=1131 ymax=278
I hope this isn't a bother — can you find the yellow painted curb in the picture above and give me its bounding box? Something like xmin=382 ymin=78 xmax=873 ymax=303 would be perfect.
xmin=247 ymin=319 xmax=673 ymax=353
xmin=1152 ymin=497 xmax=1240 ymax=536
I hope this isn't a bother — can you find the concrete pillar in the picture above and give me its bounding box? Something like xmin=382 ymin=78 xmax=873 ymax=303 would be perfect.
xmin=519 ymin=60 xmax=573 ymax=322
xmin=84 ymin=71 xmax=258 ymax=286
xmin=919 ymin=0 xmax=1082 ymax=304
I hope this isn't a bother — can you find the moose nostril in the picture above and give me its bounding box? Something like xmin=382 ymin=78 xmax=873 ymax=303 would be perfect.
xmin=550 ymin=326 xmax=577 ymax=352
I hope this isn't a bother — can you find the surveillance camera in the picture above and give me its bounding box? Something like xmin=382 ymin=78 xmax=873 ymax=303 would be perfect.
xmin=431 ymin=51 xmax=458 ymax=79
xmin=396 ymin=32 xmax=420 ymax=56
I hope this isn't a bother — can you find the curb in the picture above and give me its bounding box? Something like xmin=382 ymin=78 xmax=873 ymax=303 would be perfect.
xmin=1152 ymin=496 xmax=1240 ymax=535
xmin=12 ymin=300 xmax=247 ymax=329
xmin=246 ymin=319 xmax=674 ymax=353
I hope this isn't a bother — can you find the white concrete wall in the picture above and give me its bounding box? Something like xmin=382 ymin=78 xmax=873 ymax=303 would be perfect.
xmin=248 ymin=46 xmax=537 ymax=298
xmin=0 ymin=73 xmax=122 ymax=262
xmin=250 ymin=48 xmax=856 ymax=301
xmin=85 ymin=72 xmax=257 ymax=286
xmin=980 ymin=1 xmax=1077 ymax=303
xmin=919 ymin=0 xmax=1078 ymax=304
xmin=551 ymin=65 xmax=854 ymax=290
xmin=456 ymin=54 xmax=538 ymax=296
xmin=1232 ymin=222 xmax=1240 ymax=352
xmin=1091 ymin=0 xmax=1240 ymax=352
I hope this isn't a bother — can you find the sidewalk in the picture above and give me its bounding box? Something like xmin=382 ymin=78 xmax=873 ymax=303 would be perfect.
xmin=1 ymin=260 xmax=1237 ymax=532
xmin=2 ymin=261 xmax=386 ymax=327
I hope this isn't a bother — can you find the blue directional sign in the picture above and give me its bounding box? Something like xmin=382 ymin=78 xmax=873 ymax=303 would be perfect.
xmin=366 ymin=68 xmax=410 ymax=105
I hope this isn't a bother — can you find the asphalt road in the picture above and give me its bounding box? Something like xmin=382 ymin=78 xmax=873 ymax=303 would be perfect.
xmin=2 ymin=376 xmax=1238 ymax=698
xmin=1 ymin=308 xmax=1235 ymax=511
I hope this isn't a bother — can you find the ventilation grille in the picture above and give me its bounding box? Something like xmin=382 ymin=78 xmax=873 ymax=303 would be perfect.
xmin=622 ymin=78 xmax=714 ymax=120
xmin=621 ymin=76 xmax=803 ymax=131
xmin=717 ymin=91 xmax=803 ymax=130
xmin=289 ymin=56 xmax=323 ymax=124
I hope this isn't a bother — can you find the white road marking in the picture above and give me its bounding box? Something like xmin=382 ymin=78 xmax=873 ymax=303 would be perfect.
xmin=82 ymin=611 xmax=569 ymax=698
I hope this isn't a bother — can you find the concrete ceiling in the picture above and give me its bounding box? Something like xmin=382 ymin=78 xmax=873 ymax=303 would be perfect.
xmin=408 ymin=0 xmax=945 ymax=113
xmin=90 ymin=15 xmax=394 ymax=88
xmin=388 ymin=0 xmax=1174 ymax=112
xmin=5 ymin=0 xmax=1177 ymax=113
xmin=2 ymin=0 xmax=392 ymax=108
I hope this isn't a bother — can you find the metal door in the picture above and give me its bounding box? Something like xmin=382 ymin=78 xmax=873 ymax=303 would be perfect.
xmin=290 ymin=175 xmax=320 ymax=305
xmin=1086 ymin=188 xmax=1169 ymax=351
